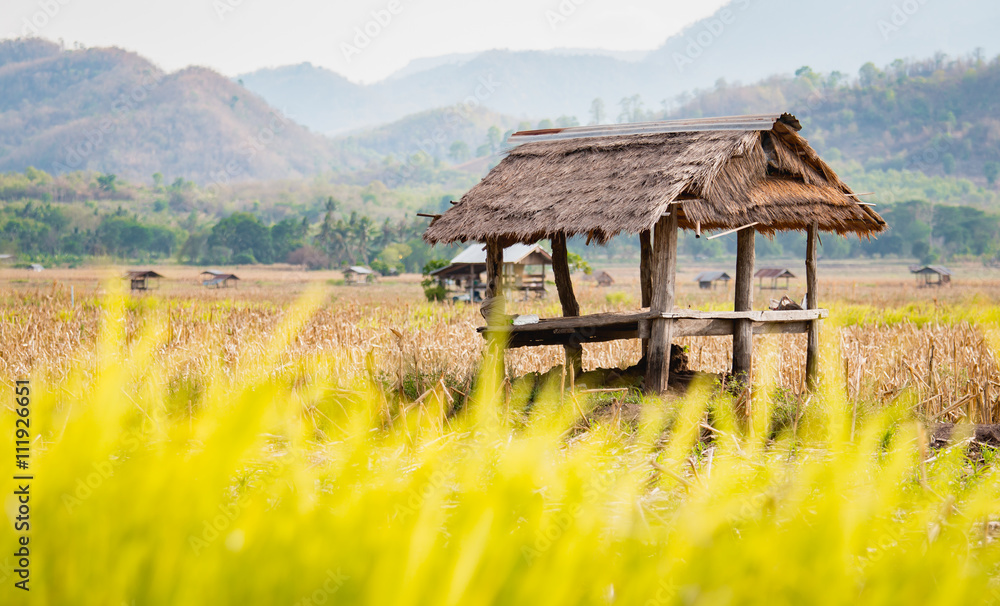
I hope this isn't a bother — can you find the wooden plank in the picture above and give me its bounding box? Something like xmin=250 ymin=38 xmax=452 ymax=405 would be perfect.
xmin=755 ymin=321 xmax=810 ymax=335
xmin=646 ymin=211 xmax=678 ymax=394
xmin=478 ymin=309 xmax=827 ymax=335
xmin=674 ymin=318 xmax=733 ymax=338
xmin=478 ymin=310 xmax=656 ymax=333
xmin=806 ymin=222 xmax=819 ymax=388
xmin=660 ymin=309 xmax=827 ymax=321
xmin=491 ymin=317 xmax=813 ymax=349
xmin=551 ymin=232 xmax=582 ymax=371
xmin=733 ymin=227 xmax=755 ymax=380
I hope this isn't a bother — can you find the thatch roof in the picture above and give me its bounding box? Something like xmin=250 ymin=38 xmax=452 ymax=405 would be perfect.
xmin=424 ymin=113 xmax=886 ymax=245
xmin=431 ymin=243 xmax=552 ymax=279
xmin=126 ymin=270 xmax=164 ymax=279
xmin=911 ymin=266 xmax=953 ymax=276
xmin=756 ymin=267 xmax=796 ymax=279
xmin=201 ymin=270 xmax=239 ymax=279
xmin=694 ymin=271 xmax=731 ymax=283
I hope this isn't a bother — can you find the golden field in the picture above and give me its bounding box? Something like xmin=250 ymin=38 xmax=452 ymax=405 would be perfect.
xmin=2 ymin=261 xmax=1000 ymax=605
xmin=4 ymin=260 xmax=1000 ymax=423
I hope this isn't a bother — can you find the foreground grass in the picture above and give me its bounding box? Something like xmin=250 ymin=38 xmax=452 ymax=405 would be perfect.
xmin=2 ymin=294 xmax=1000 ymax=605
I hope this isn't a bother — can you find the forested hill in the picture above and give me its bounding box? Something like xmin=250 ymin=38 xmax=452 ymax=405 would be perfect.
xmin=0 ymin=39 xmax=351 ymax=183
xmin=665 ymin=55 xmax=1000 ymax=186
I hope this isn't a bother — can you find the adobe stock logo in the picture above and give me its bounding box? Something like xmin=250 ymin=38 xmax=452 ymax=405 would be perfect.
xmin=877 ymin=0 xmax=930 ymax=40
xmin=341 ymin=0 xmax=406 ymax=62
xmin=7 ymin=0 xmax=73 ymax=39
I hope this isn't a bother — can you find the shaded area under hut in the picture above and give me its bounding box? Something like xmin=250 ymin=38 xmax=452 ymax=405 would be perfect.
xmin=424 ymin=113 xmax=886 ymax=394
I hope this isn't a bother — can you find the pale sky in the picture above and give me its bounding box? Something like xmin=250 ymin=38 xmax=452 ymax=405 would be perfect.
xmin=1 ymin=0 xmax=729 ymax=82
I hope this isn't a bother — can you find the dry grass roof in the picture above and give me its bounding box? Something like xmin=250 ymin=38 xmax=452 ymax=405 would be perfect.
xmin=424 ymin=113 xmax=886 ymax=245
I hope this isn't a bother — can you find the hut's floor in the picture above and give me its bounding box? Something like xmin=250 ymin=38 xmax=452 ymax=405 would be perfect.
xmin=515 ymin=345 xmax=719 ymax=399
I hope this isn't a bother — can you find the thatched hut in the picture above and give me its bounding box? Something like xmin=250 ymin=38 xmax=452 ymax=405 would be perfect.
xmin=594 ymin=271 xmax=614 ymax=287
xmin=125 ymin=270 xmax=164 ymax=291
xmin=424 ymin=113 xmax=886 ymax=393
xmin=344 ymin=266 xmax=375 ymax=285
xmin=911 ymin=265 xmax=952 ymax=287
xmin=431 ymin=243 xmax=552 ymax=301
xmin=201 ymin=270 xmax=240 ymax=289
xmin=694 ymin=271 xmax=731 ymax=290
xmin=756 ymin=267 xmax=795 ymax=290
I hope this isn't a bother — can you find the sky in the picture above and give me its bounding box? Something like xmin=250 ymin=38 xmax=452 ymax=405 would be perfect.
xmin=1 ymin=0 xmax=730 ymax=82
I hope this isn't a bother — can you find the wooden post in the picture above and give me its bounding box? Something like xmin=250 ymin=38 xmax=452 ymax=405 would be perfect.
xmin=484 ymin=239 xmax=505 ymax=316
xmin=806 ymin=222 xmax=819 ymax=388
xmin=483 ymin=238 xmax=506 ymax=378
xmin=551 ymin=232 xmax=582 ymax=372
xmin=640 ymin=229 xmax=652 ymax=357
xmin=645 ymin=211 xmax=678 ymax=394
xmin=733 ymin=228 xmax=755 ymax=382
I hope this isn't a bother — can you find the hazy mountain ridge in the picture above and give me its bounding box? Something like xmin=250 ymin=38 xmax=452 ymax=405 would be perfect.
xmin=239 ymin=0 xmax=1000 ymax=135
xmin=0 ymin=39 xmax=352 ymax=183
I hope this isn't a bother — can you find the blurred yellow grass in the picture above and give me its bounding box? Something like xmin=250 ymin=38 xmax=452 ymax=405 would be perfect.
xmin=1 ymin=289 xmax=999 ymax=605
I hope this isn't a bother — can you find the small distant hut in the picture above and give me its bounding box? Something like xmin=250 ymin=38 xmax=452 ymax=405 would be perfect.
xmin=344 ymin=266 xmax=375 ymax=285
xmin=694 ymin=271 xmax=731 ymax=290
xmin=125 ymin=270 xmax=163 ymax=291
xmin=594 ymin=271 xmax=614 ymax=287
xmin=911 ymin=265 xmax=952 ymax=287
xmin=423 ymin=113 xmax=886 ymax=394
xmin=29 ymin=263 xmax=44 ymax=272
xmin=201 ymin=270 xmax=240 ymax=289
xmin=431 ymin=243 xmax=552 ymax=301
xmin=756 ymin=267 xmax=795 ymax=290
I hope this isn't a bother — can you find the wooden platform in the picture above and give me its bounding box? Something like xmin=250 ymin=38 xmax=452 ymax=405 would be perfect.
xmin=480 ymin=309 xmax=828 ymax=349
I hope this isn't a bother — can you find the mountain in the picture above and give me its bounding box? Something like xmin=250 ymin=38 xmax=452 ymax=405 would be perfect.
xmin=239 ymin=0 xmax=1000 ymax=135
xmin=328 ymin=53 xmax=1000 ymax=209
xmin=664 ymin=56 xmax=1000 ymax=186
xmin=240 ymin=50 xmax=635 ymax=135
xmin=0 ymin=39 xmax=350 ymax=183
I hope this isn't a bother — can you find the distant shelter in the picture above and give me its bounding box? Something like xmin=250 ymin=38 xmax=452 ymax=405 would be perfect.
xmin=201 ymin=270 xmax=240 ymax=288
xmin=431 ymin=243 xmax=552 ymax=301
xmin=694 ymin=271 xmax=731 ymax=290
xmin=911 ymin=265 xmax=952 ymax=287
xmin=755 ymin=267 xmax=795 ymax=290
xmin=344 ymin=266 xmax=375 ymax=285
xmin=125 ymin=270 xmax=164 ymax=291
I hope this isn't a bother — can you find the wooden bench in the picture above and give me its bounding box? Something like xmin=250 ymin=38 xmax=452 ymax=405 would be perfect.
xmin=480 ymin=309 xmax=827 ymax=349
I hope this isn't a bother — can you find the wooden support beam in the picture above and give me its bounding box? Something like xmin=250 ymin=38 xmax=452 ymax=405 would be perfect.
xmin=806 ymin=222 xmax=820 ymax=388
xmin=645 ymin=211 xmax=678 ymax=395
xmin=483 ymin=237 xmax=506 ymax=379
xmin=483 ymin=238 xmax=505 ymax=316
xmin=551 ymin=232 xmax=582 ymax=373
xmin=733 ymin=227 xmax=755 ymax=381
xmin=639 ymin=229 xmax=652 ymax=356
